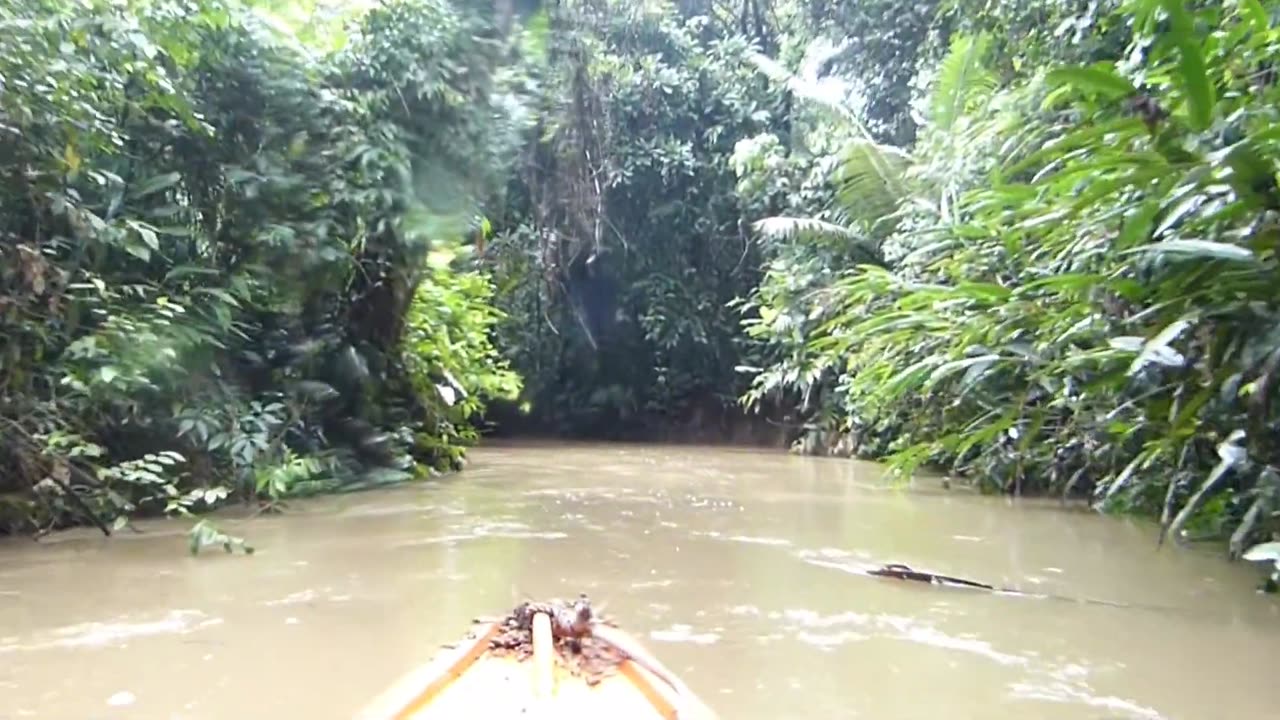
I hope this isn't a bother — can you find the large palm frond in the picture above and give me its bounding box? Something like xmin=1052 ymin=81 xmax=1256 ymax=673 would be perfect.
xmin=746 ymin=45 xmax=862 ymax=130
xmin=752 ymin=217 xmax=885 ymax=265
xmin=753 ymin=216 xmax=860 ymax=242
xmin=832 ymin=139 xmax=913 ymax=236
xmin=746 ymin=40 xmax=914 ymax=248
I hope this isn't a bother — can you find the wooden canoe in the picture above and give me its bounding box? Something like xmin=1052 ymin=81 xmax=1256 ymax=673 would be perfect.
xmin=356 ymin=611 xmax=717 ymax=720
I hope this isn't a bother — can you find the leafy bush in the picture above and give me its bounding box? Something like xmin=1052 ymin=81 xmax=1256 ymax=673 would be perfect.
xmin=404 ymin=258 xmax=522 ymax=470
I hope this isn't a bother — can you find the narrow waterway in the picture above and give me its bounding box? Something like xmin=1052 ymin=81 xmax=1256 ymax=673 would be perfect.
xmin=2 ymin=442 xmax=1277 ymax=719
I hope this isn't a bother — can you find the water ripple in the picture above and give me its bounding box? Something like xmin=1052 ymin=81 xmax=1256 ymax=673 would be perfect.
xmin=1009 ymin=681 xmax=1167 ymax=720
xmin=393 ymin=521 xmax=568 ymax=548
xmin=746 ymin=602 xmax=1164 ymax=720
xmin=691 ymin=530 xmax=792 ymax=546
xmin=650 ymin=623 xmax=721 ymax=645
xmin=0 ymin=609 xmax=222 ymax=654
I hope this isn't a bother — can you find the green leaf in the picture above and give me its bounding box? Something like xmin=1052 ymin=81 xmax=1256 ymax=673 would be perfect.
xmin=1239 ymin=0 xmax=1269 ymax=33
xmin=957 ymin=282 xmax=1012 ymax=302
xmin=1219 ymin=142 xmax=1277 ymax=206
xmin=130 ymin=172 xmax=181 ymax=199
xmin=1129 ymin=317 xmax=1194 ymax=373
xmin=1129 ymin=239 xmax=1255 ymax=262
xmin=128 ymin=220 xmax=160 ymax=250
xmin=1160 ymin=0 xmax=1216 ymax=131
xmin=193 ymin=287 xmax=242 ymax=307
xmin=926 ymin=354 xmax=1002 ymax=388
xmin=1045 ymin=64 xmax=1137 ymax=100
xmin=99 ymin=366 xmax=120 ymax=384
xmin=1117 ymin=199 xmax=1161 ymax=249
xmin=123 ymin=238 xmax=152 ymax=262
xmin=165 ymin=265 xmax=221 ymax=282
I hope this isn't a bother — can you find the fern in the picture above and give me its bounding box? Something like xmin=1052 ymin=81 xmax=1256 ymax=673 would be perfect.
xmin=929 ymin=33 xmax=998 ymax=133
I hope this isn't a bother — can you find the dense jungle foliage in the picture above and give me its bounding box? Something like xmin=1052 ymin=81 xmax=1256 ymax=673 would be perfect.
xmin=3 ymin=0 xmax=1279 ymax=577
xmin=730 ymin=0 xmax=1280 ymax=566
xmin=0 ymin=0 xmax=525 ymax=541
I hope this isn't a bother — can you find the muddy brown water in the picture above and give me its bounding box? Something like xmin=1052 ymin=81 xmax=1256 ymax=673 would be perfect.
xmin=2 ymin=442 xmax=1278 ymax=719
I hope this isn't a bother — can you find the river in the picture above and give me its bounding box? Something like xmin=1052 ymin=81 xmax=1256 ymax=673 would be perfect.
xmin=1 ymin=442 xmax=1277 ymax=719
